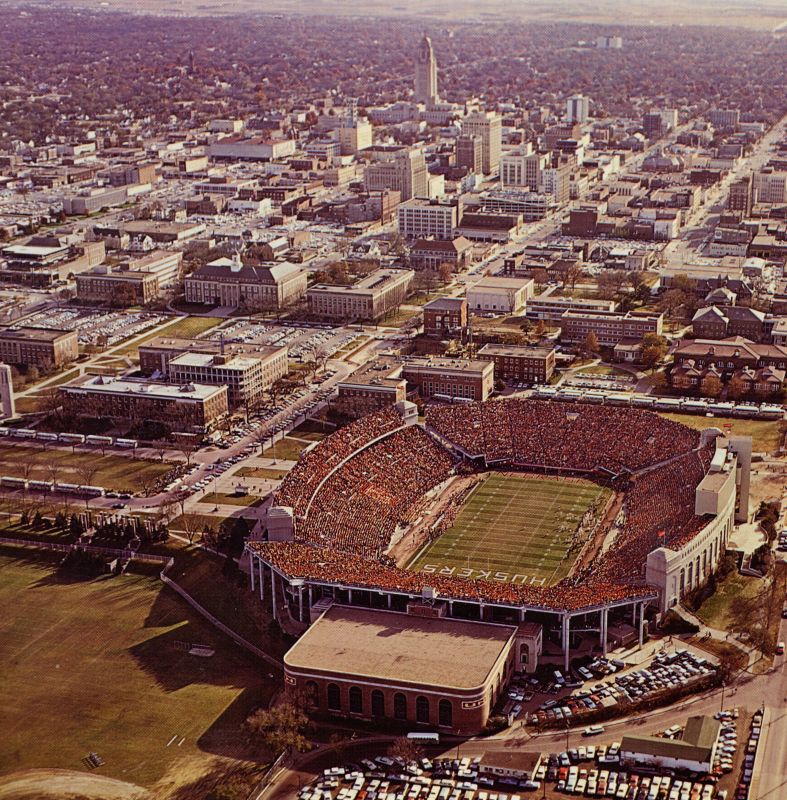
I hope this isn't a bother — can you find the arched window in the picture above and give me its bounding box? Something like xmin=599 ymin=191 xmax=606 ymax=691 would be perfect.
xmin=371 ymin=689 xmax=385 ymax=717
xmin=393 ymin=692 xmax=407 ymax=720
xmin=349 ymin=685 xmax=363 ymax=714
xmin=327 ymin=683 xmax=341 ymax=711
xmin=416 ymin=695 xmax=430 ymax=724
xmin=305 ymin=680 xmax=319 ymax=709
xmin=438 ymin=699 xmax=453 ymax=728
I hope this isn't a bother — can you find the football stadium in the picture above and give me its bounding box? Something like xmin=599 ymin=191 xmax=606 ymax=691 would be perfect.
xmin=246 ymin=398 xmax=751 ymax=734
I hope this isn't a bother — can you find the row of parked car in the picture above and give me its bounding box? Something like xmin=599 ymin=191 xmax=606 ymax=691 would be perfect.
xmin=733 ymin=709 xmax=764 ymax=800
xmin=530 ymin=651 xmax=715 ymax=727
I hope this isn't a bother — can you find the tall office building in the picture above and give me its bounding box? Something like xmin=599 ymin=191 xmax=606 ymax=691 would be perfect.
xmin=728 ymin=175 xmax=753 ymax=217
xmin=456 ymin=135 xmax=483 ymax=173
xmin=462 ymin=110 xmax=503 ymax=176
xmin=364 ymin=148 xmax=429 ymax=201
xmin=414 ymin=35 xmax=439 ymax=106
xmin=566 ymin=94 xmax=591 ymax=124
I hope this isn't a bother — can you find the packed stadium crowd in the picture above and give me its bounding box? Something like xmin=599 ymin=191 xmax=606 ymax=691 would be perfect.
xmin=261 ymin=400 xmax=722 ymax=613
xmin=426 ymin=400 xmax=701 ymax=475
xmin=297 ymin=426 xmax=455 ymax=558
xmin=249 ymin=541 xmax=657 ymax=612
xmin=274 ymin=406 xmax=403 ymax=517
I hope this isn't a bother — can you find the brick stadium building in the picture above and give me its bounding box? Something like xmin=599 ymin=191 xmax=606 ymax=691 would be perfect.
xmin=284 ymin=605 xmax=522 ymax=735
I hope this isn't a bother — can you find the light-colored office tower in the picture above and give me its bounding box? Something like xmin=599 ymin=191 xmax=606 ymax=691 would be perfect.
xmin=500 ymin=148 xmax=547 ymax=189
xmin=566 ymin=94 xmax=590 ymax=124
xmin=0 ymin=363 xmax=14 ymax=419
xmin=414 ymin=35 xmax=439 ymax=106
xmin=462 ymin=110 xmax=503 ymax=176
xmin=753 ymin=169 xmax=787 ymax=205
xmin=364 ymin=148 xmax=428 ymax=201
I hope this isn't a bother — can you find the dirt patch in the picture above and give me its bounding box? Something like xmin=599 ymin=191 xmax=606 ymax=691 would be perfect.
xmin=0 ymin=770 xmax=149 ymax=800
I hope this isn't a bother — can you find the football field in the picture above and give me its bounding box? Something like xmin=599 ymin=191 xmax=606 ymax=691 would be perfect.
xmin=409 ymin=473 xmax=610 ymax=586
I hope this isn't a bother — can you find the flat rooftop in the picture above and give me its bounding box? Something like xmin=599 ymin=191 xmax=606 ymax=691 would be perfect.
xmin=169 ymin=351 xmax=260 ymax=370
xmin=403 ymin=356 xmax=493 ymax=373
xmin=478 ymin=343 xmax=554 ymax=358
xmin=285 ymin=605 xmax=516 ymax=690
xmin=64 ymin=375 xmax=224 ymax=401
xmin=1 ymin=326 xmax=75 ymax=342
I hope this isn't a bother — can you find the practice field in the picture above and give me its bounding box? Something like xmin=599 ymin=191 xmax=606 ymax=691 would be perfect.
xmin=409 ymin=473 xmax=610 ymax=586
xmin=0 ymin=551 xmax=272 ymax=786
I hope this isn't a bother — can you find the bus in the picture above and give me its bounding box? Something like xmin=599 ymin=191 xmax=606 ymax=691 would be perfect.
xmin=86 ymin=435 xmax=114 ymax=447
xmin=115 ymin=438 xmax=138 ymax=449
xmin=58 ymin=433 xmax=86 ymax=444
xmin=406 ymin=732 xmax=440 ymax=744
xmin=13 ymin=428 xmax=37 ymax=439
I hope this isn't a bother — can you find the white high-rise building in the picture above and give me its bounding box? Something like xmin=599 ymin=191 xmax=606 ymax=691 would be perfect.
xmin=566 ymin=94 xmax=591 ymax=124
xmin=462 ymin=110 xmax=503 ymax=176
xmin=414 ymin=35 xmax=439 ymax=107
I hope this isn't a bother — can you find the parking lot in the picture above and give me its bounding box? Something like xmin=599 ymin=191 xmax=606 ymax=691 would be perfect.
xmin=515 ymin=650 xmax=716 ymax=729
xmin=206 ymin=319 xmax=356 ymax=361
xmin=14 ymin=307 xmax=168 ymax=346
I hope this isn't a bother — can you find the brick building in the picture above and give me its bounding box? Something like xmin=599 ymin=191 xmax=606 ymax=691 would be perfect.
xmin=691 ymin=305 xmax=767 ymax=342
xmin=0 ymin=326 xmax=79 ymax=367
xmin=402 ymin=356 xmax=494 ymax=401
xmin=58 ymin=376 xmax=228 ymax=431
xmin=335 ymin=359 xmax=407 ymax=417
xmin=422 ymin=297 xmax=468 ymax=337
xmin=477 ymin=344 xmax=556 ymax=384
xmin=307 ymin=269 xmax=414 ymax=322
xmin=76 ymin=267 xmax=160 ymax=305
xmin=283 ymin=605 xmax=518 ymax=735
xmin=559 ymin=310 xmax=663 ymax=347
xmin=185 ymin=257 xmax=307 ymax=310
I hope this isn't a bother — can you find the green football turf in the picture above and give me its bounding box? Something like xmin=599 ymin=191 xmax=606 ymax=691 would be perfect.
xmin=409 ymin=472 xmax=610 ymax=586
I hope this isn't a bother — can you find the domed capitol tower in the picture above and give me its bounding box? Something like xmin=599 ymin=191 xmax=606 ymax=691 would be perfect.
xmin=414 ymin=34 xmax=439 ymax=107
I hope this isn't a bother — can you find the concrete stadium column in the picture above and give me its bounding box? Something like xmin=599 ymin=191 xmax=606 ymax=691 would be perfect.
xmin=271 ymin=571 xmax=278 ymax=620
xmin=600 ymin=607 xmax=609 ymax=656
xmin=308 ymin=585 xmax=313 ymax=609
xmin=387 ymin=594 xmax=393 ymax=609
xmin=448 ymin=600 xmax=454 ymax=616
xmin=519 ymin=608 xmax=526 ymax=622
xmin=348 ymin=588 xmax=354 ymax=604
xmin=562 ymin=614 xmax=571 ymax=673
xmin=298 ymin=585 xmax=304 ymax=623
xmin=259 ymin=559 xmax=265 ymax=601
xmin=250 ymin=555 xmax=255 ymax=592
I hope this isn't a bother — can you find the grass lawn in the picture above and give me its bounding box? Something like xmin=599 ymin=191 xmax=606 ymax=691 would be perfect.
xmin=169 ymin=512 xmax=228 ymax=533
xmin=262 ymin=436 xmax=311 ymax=462
xmin=577 ymin=364 xmax=632 ymax=378
xmin=0 ymin=444 xmax=171 ymax=493
xmin=696 ymin=571 xmax=767 ymax=630
xmin=409 ymin=473 xmax=610 ymax=586
xmin=235 ymin=466 xmax=289 ymax=480
xmin=200 ymin=492 xmax=264 ymax=507
xmin=658 ymin=413 xmax=784 ymax=453
xmin=114 ymin=315 xmax=223 ymax=358
xmin=0 ymin=552 xmax=273 ymax=786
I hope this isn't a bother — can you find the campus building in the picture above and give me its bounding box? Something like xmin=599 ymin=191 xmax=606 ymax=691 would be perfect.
xmin=168 ymin=347 xmax=288 ymax=408
xmin=0 ymin=326 xmax=79 ymax=367
xmin=477 ymin=344 xmax=556 ymax=384
xmin=423 ymin=297 xmax=468 ymax=337
xmin=58 ymin=375 xmax=229 ymax=431
xmin=397 ymin=198 xmax=459 ymax=241
xmin=466 ymin=276 xmax=534 ymax=313
xmin=185 ymin=257 xmax=307 ymax=310
xmin=559 ymin=310 xmax=663 ymax=347
xmin=402 ymin=356 xmax=494 ymax=401
xmin=307 ymin=269 xmax=414 ymax=322
xmin=621 ymin=716 xmax=720 ymax=773
xmin=283 ymin=604 xmax=519 ymax=735
xmin=335 ymin=359 xmax=407 ymax=418
xmin=76 ymin=266 xmax=160 ymax=305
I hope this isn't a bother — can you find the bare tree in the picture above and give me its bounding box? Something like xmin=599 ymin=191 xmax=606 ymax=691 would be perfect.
xmin=76 ymin=463 xmax=100 ymax=510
